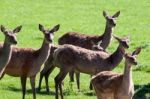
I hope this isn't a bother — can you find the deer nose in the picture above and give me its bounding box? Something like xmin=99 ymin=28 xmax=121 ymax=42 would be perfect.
xmin=13 ymin=41 xmax=17 ymax=45
xmin=134 ymin=61 xmax=138 ymax=65
xmin=49 ymin=39 xmax=52 ymax=43
xmin=126 ymin=45 xmax=129 ymax=48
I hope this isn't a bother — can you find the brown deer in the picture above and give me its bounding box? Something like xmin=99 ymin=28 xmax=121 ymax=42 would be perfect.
xmin=0 ymin=24 xmax=60 ymax=99
xmin=50 ymin=36 xmax=129 ymax=99
xmin=0 ymin=25 xmax=22 ymax=77
xmin=37 ymin=40 xmax=105 ymax=93
xmin=58 ymin=10 xmax=120 ymax=90
xmin=91 ymin=47 xmax=141 ymax=99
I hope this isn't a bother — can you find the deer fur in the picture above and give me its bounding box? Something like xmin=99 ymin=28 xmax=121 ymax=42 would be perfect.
xmin=58 ymin=11 xmax=120 ymax=90
xmin=0 ymin=24 xmax=60 ymax=99
xmin=51 ymin=36 xmax=129 ymax=99
xmin=37 ymin=41 xmax=105 ymax=93
xmin=0 ymin=25 xmax=22 ymax=77
xmin=91 ymin=48 xmax=141 ymax=99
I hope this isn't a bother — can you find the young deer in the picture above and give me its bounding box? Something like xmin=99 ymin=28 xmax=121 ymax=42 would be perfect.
xmin=51 ymin=36 xmax=129 ymax=99
xmin=0 ymin=25 xmax=22 ymax=77
xmin=0 ymin=24 xmax=60 ymax=99
xmin=58 ymin=11 xmax=120 ymax=90
xmin=37 ymin=40 xmax=105 ymax=93
xmin=91 ymin=48 xmax=141 ymax=99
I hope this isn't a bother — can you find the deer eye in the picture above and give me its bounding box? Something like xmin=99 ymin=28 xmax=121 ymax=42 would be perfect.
xmin=129 ymin=57 xmax=135 ymax=62
xmin=9 ymin=35 xmax=14 ymax=39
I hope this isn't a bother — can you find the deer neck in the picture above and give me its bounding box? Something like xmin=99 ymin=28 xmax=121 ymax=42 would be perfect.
xmin=100 ymin=25 xmax=114 ymax=50
xmin=35 ymin=39 xmax=51 ymax=66
xmin=107 ymin=45 xmax=124 ymax=69
xmin=121 ymin=62 xmax=132 ymax=94
xmin=0 ymin=39 xmax=12 ymax=73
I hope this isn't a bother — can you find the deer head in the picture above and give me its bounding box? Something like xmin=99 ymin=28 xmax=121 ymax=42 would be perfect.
xmin=103 ymin=11 xmax=120 ymax=27
xmin=39 ymin=24 xmax=60 ymax=43
xmin=0 ymin=25 xmax=22 ymax=45
xmin=113 ymin=35 xmax=130 ymax=49
xmin=125 ymin=47 xmax=141 ymax=66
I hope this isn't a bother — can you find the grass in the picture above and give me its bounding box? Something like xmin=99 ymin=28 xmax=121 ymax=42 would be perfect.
xmin=0 ymin=0 xmax=150 ymax=99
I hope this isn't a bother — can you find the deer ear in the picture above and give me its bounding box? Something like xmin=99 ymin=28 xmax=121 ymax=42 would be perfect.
xmin=97 ymin=40 xmax=102 ymax=46
xmin=1 ymin=25 xmax=6 ymax=33
xmin=13 ymin=25 xmax=22 ymax=33
xmin=132 ymin=47 xmax=141 ymax=56
xmin=50 ymin=24 xmax=60 ymax=33
xmin=103 ymin=11 xmax=108 ymax=18
xmin=124 ymin=53 xmax=128 ymax=58
xmin=39 ymin=24 xmax=44 ymax=32
xmin=124 ymin=35 xmax=130 ymax=42
xmin=112 ymin=11 xmax=120 ymax=18
xmin=113 ymin=35 xmax=121 ymax=42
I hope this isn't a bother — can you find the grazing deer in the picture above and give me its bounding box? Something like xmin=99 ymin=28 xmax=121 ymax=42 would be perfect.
xmin=58 ymin=10 xmax=120 ymax=90
xmin=51 ymin=36 xmax=129 ymax=99
xmin=0 ymin=25 xmax=22 ymax=77
xmin=0 ymin=24 xmax=60 ymax=99
xmin=91 ymin=47 xmax=141 ymax=99
xmin=37 ymin=41 xmax=105 ymax=93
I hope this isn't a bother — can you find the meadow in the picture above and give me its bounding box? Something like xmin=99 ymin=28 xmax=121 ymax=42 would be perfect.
xmin=0 ymin=0 xmax=150 ymax=99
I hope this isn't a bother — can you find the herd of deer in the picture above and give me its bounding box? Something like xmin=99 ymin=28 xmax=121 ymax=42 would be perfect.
xmin=0 ymin=11 xmax=141 ymax=99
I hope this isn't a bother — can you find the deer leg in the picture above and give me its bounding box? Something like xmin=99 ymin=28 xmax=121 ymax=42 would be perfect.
xmin=69 ymin=70 xmax=74 ymax=82
xmin=89 ymin=75 xmax=93 ymax=90
xmin=75 ymin=72 xmax=80 ymax=90
xmin=55 ymin=68 xmax=69 ymax=99
xmin=59 ymin=83 xmax=64 ymax=99
xmin=45 ymin=65 xmax=55 ymax=93
xmin=38 ymin=62 xmax=55 ymax=93
xmin=21 ymin=77 xmax=27 ymax=99
xmin=38 ymin=71 xmax=44 ymax=92
xmin=30 ymin=76 xmax=36 ymax=99
xmin=69 ymin=70 xmax=74 ymax=90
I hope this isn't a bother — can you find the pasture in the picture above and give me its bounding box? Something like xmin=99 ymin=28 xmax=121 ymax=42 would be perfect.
xmin=0 ymin=0 xmax=150 ymax=99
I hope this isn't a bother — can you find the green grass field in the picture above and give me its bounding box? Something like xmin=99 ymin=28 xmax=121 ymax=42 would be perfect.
xmin=0 ymin=0 xmax=150 ymax=99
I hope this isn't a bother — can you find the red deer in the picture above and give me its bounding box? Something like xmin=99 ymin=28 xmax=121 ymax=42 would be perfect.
xmin=0 ymin=24 xmax=60 ymax=99
xmin=0 ymin=25 xmax=22 ymax=77
xmin=91 ymin=47 xmax=141 ymax=99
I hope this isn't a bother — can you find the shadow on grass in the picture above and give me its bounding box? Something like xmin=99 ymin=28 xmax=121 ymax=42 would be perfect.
xmin=146 ymin=70 xmax=150 ymax=73
xmin=83 ymin=91 xmax=95 ymax=96
xmin=7 ymin=86 xmax=55 ymax=95
xmin=6 ymin=84 xmax=150 ymax=98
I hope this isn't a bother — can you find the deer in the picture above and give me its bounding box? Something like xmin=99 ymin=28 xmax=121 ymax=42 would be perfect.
xmin=37 ymin=40 xmax=105 ymax=93
xmin=47 ymin=35 xmax=129 ymax=99
xmin=0 ymin=24 xmax=60 ymax=99
xmin=91 ymin=47 xmax=141 ymax=99
xmin=58 ymin=10 xmax=120 ymax=90
xmin=0 ymin=25 xmax=22 ymax=77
